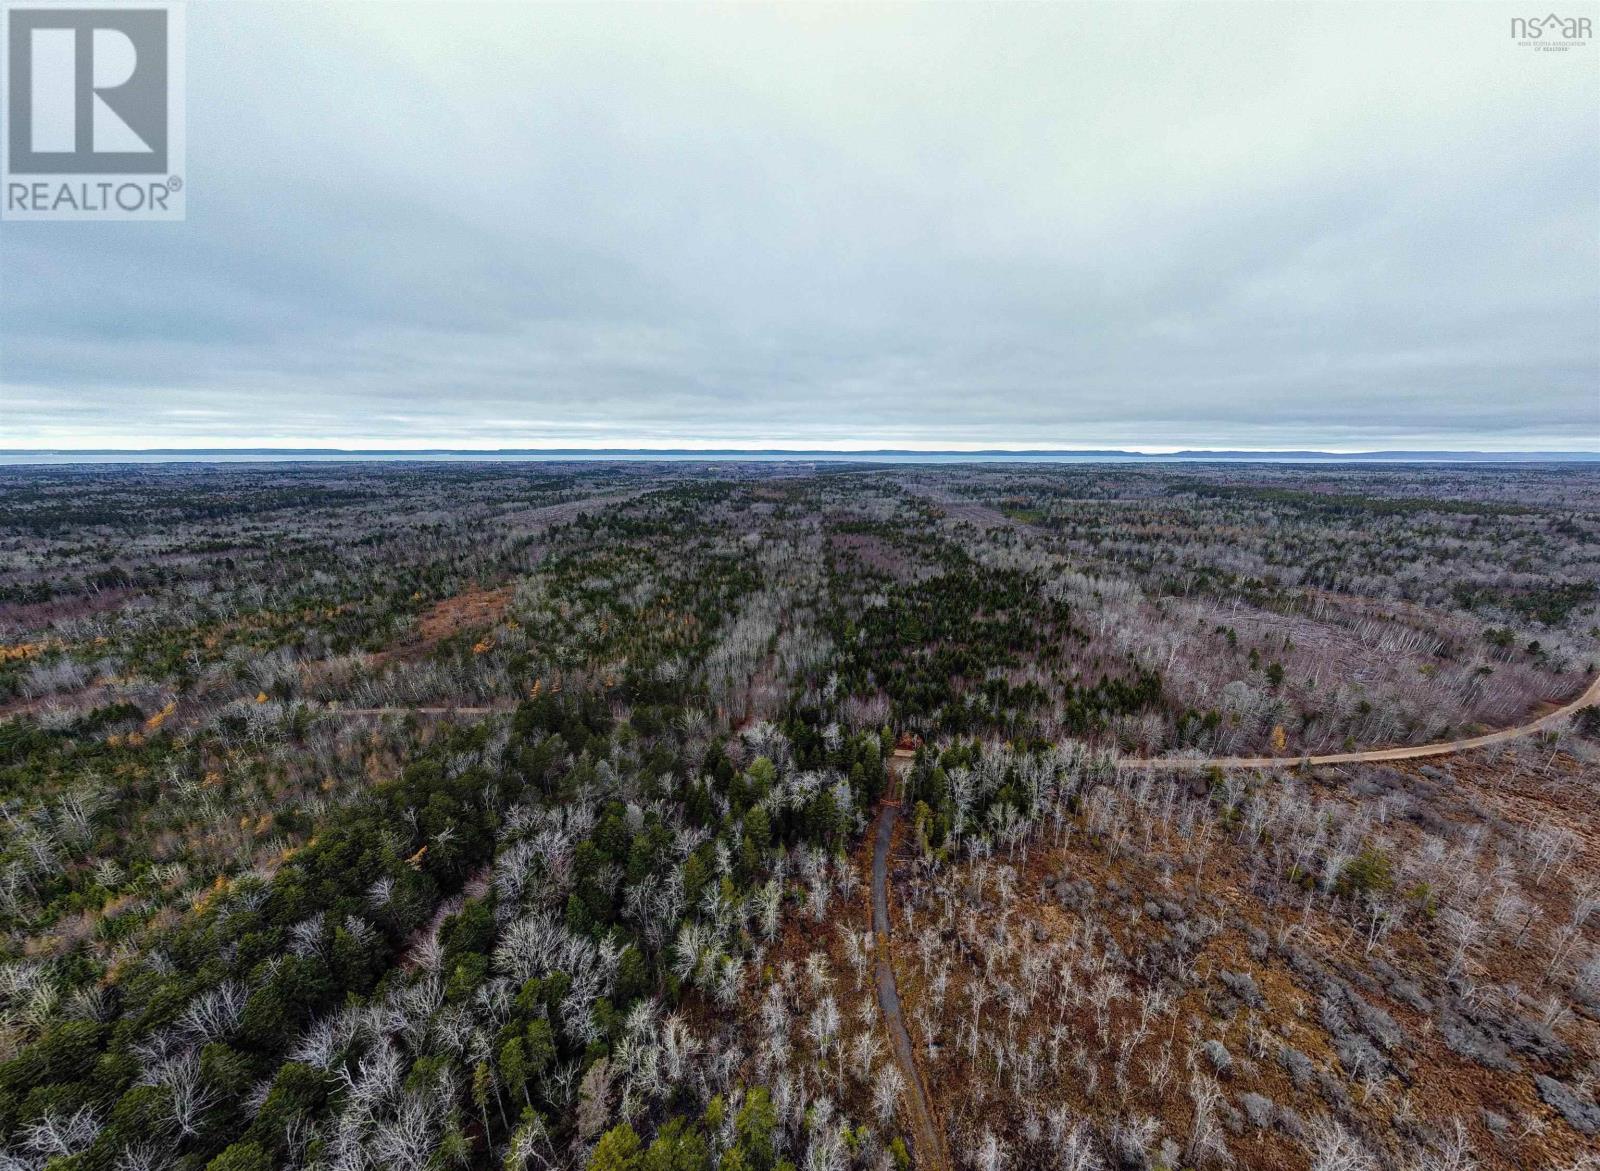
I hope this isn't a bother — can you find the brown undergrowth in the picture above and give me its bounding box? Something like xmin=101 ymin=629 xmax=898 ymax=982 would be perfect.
xmin=887 ymin=744 xmax=1600 ymax=1169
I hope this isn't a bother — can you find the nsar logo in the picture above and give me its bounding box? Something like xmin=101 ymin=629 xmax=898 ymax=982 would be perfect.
xmin=1510 ymin=12 xmax=1592 ymax=49
xmin=3 ymin=2 xmax=185 ymax=220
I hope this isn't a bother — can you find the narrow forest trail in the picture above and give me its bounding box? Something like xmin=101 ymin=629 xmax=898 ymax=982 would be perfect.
xmin=872 ymin=751 xmax=952 ymax=1171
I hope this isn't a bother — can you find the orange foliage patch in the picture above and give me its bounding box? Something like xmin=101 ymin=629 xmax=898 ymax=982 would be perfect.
xmin=415 ymin=585 xmax=514 ymax=644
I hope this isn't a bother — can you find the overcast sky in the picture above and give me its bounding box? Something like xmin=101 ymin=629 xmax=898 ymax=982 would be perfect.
xmin=2 ymin=1 xmax=1597 ymax=451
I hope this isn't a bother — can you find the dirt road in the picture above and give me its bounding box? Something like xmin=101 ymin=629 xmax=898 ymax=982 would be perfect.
xmin=860 ymin=674 xmax=1598 ymax=1170
xmin=317 ymin=663 xmax=1596 ymax=1171
xmin=321 ymin=668 xmax=1598 ymax=770
xmin=319 ymin=704 xmax=512 ymax=718
xmin=871 ymin=779 xmax=951 ymax=1171
xmin=308 ymin=670 xmax=1597 ymax=1171
xmin=1119 ymin=670 xmax=1600 ymax=771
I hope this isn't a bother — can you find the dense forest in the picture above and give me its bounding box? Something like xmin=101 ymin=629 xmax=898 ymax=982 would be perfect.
xmin=0 ymin=461 xmax=1595 ymax=1171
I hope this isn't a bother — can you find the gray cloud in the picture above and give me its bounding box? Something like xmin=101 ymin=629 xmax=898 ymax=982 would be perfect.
xmin=2 ymin=1 xmax=1596 ymax=449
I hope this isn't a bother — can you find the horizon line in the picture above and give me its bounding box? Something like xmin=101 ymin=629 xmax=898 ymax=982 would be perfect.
xmin=2 ymin=445 xmax=1598 ymax=463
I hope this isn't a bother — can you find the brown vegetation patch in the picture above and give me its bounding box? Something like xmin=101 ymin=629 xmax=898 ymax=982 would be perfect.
xmin=414 ymin=585 xmax=515 ymax=645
